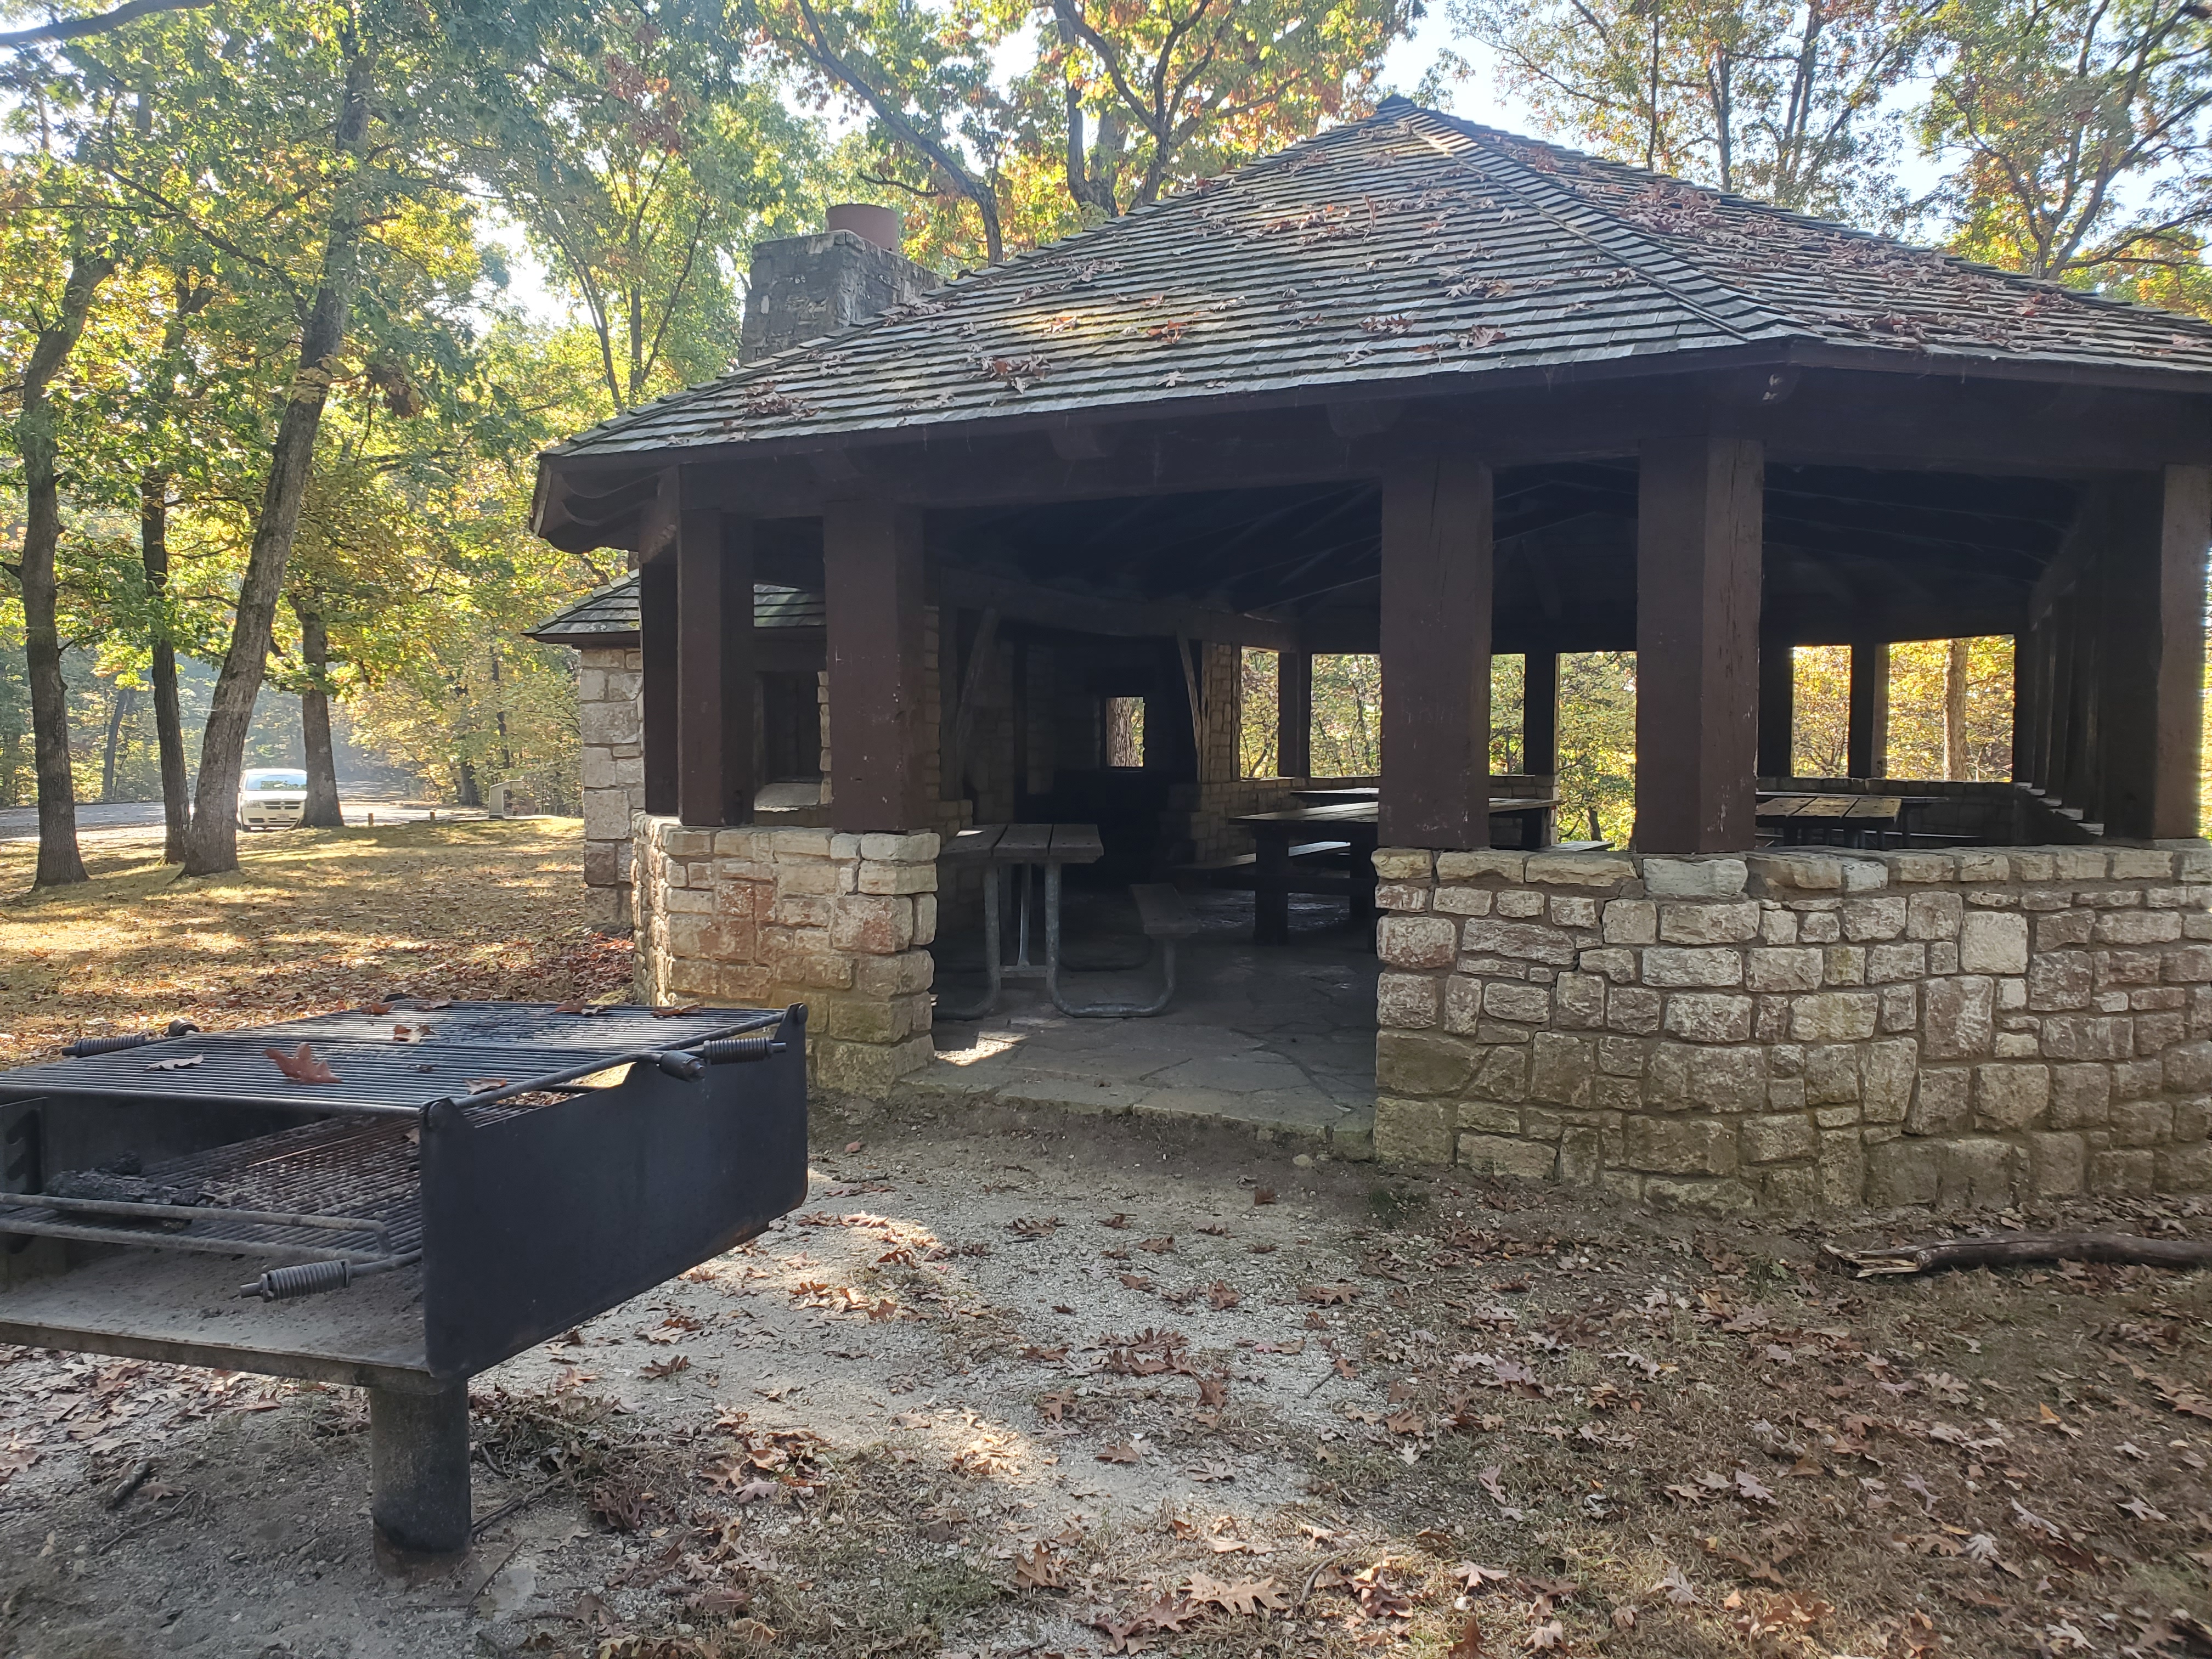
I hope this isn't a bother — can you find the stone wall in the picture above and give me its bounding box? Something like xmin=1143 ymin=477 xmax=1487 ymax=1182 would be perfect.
xmin=579 ymin=645 xmax=645 ymax=934
xmin=1370 ymin=843 xmax=2212 ymax=1211
xmin=633 ymin=817 xmax=939 ymax=1093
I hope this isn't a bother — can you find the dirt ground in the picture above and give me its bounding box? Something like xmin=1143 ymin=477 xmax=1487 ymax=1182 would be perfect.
xmin=2 ymin=825 xmax=2210 ymax=1659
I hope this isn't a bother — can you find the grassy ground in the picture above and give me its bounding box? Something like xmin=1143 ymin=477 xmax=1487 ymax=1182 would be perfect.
xmin=0 ymin=819 xmax=634 ymax=1065
xmin=0 ymin=825 xmax=2208 ymax=1659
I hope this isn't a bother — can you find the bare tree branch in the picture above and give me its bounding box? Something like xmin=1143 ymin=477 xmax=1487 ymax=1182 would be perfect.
xmin=0 ymin=0 xmax=212 ymax=49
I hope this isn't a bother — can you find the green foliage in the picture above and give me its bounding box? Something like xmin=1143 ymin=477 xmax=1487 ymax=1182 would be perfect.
xmin=1310 ymin=652 xmax=1381 ymax=777
xmin=1555 ymin=652 xmax=1637 ymax=845
xmin=765 ymin=0 xmax=1421 ymax=269
xmin=1449 ymin=0 xmax=1928 ymax=220
xmin=1791 ymin=637 xmax=2014 ymax=781
xmin=1918 ymin=0 xmax=2212 ymax=283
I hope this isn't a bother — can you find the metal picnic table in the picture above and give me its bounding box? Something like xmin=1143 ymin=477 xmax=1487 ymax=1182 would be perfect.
xmin=935 ymin=822 xmax=1105 ymax=1019
xmin=1229 ymin=798 xmax=1560 ymax=946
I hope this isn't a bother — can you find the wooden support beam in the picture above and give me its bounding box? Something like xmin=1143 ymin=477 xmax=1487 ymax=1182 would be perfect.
xmin=1380 ymin=454 xmax=1494 ymax=850
xmin=676 ymin=509 xmax=754 ymax=827
xmin=1757 ymin=639 xmax=1795 ymax=778
xmin=2099 ymin=465 xmax=2211 ymax=839
xmin=932 ymin=566 xmax=1300 ymax=652
xmin=2047 ymin=605 xmax=2080 ymax=807
xmin=824 ymin=498 xmax=928 ymax=833
xmin=1278 ymin=650 xmax=1312 ymax=779
xmin=1847 ymin=640 xmax=1889 ymax=780
xmin=638 ymin=556 xmax=679 ymax=816
xmin=1522 ymin=651 xmax=1559 ymax=777
xmin=1175 ymin=632 xmax=1208 ymax=778
xmin=2012 ymin=622 xmax=2042 ymax=786
xmin=1635 ymin=432 xmax=1763 ymax=853
xmin=946 ymin=607 xmax=1000 ymax=798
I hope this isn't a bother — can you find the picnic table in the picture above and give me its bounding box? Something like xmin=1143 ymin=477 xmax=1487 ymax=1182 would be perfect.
xmin=1755 ymin=793 xmax=1915 ymax=848
xmin=936 ymin=823 xmax=1104 ymax=1019
xmin=1228 ymin=798 xmax=1561 ymax=946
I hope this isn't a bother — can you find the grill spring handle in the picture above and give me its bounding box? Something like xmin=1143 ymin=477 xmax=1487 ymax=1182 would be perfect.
xmin=698 ymin=1036 xmax=787 ymax=1064
xmin=653 ymin=1051 xmax=705 ymax=1080
xmin=240 ymin=1249 xmax=421 ymax=1301
xmin=62 ymin=1034 xmax=150 ymax=1058
xmin=61 ymin=1019 xmax=199 ymax=1058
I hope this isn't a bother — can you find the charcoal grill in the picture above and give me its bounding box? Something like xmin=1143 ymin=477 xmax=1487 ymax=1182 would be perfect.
xmin=0 ymin=1000 xmax=808 ymax=1565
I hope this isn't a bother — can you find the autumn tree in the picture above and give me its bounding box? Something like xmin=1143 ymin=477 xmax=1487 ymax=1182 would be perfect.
xmin=1449 ymin=0 xmax=1930 ymax=218
xmin=1918 ymin=0 xmax=2212 ymax=283
xmin=765 ymin=0 xmax=1420 ymax=267
xmin=469 ymin=0 xmax=832 ymax=416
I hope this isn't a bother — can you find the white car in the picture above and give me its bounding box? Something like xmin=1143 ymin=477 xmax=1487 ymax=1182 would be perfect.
xmin=236 ymin=768 xmax=309 ymax=830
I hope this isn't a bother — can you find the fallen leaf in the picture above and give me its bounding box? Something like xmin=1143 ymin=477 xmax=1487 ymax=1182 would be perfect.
xmin=844 ymin=1140 xmax=864 ymax=1154
xmin=146 ymin=1054 xmax=204 ymax=1071
xmin=1013 ymin=1542 xmax=1064 ymax=1590
xmin=1183 ymin=1572 xmax=1288 ymax=1616
xmin=1447 ymin=1615 xmax=1487 ymax=1657
xmin=640 ymin=1355 xmax=690 ymax=1380
xmin=1138 ymin=1237 xmax=1175 ymax=1254
xmin=1207 ymin=1282 xmax=1241 ymax=1310
xmin=1254 ymin=1187 xmax=1276 ymax=1205
xmin=1097 ymin=1441 xmax=1143 ymax=1465
xmin=264 ymin=1043 xmax=339 ymax=1084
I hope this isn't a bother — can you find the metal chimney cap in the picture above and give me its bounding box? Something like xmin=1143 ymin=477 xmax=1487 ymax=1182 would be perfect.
xmin=826 ymin=204 xmax=901 ymax=252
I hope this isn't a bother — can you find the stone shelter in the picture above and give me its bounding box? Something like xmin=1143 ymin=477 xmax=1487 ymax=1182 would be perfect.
xmin=529 ymin=97 xmax=2212 ymax=1209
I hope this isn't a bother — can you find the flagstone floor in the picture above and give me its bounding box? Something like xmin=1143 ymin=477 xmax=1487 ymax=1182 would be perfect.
xmin=915 ymin=884 xmax=1379 ymax=1154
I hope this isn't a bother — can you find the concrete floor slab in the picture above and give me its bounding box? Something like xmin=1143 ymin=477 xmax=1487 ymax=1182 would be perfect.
xmin=914 ymin=885 xmax=1378 ymax=1150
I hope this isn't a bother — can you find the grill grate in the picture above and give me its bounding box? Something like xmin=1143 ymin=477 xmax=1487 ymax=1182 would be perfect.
xmin=0 ymin=1002 xmax=778 ymax=1116
xmin=0 ymin=1113 xmax=425 ymax=1263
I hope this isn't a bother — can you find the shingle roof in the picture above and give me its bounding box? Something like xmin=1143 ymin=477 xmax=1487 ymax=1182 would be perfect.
xmin=545 ymin=99 xmax=2212 ymax=465
xmin=525 ymin=577 xmax=823 ymax=643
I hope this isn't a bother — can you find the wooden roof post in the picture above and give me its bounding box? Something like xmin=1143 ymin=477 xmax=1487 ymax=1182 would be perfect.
xmin=1277 ymin=651 xmax=1312 ymax=780
xmin=1757 ymin=636 xmax=1793 ymax=780
xmin=823 ymin=496 xmax=928 ymax=833
xmin=676 ymin=503 xmax=755 ymax=827
xmin=2098 ymin=465 xmax=2211 ymax=839
xmin=636 ymin=472 xmax=681 ymax=817
xmin=1522 ymin=651 xmax=1559 ymax=780
xmin=2013 ymin=620 xmax=2044 ymax=788
xmin=639 ymin=557 xmax=678 ymax=816
xmin=1379 ymin=452 xmax=1493 ymax=850
xmin=1634 ymin=430 xmax=1763 ymax=853
xmin=1847 ymin=641 xmax=1889 ymax=780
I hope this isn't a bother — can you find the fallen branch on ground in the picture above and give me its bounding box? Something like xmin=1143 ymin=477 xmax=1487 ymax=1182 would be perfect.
xmin=1825 ymin=1232 xmax=2212 ymax=1278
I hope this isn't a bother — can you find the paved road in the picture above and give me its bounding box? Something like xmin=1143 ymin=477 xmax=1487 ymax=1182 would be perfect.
xmin=0 ymin=793 xmax=494 ymax=844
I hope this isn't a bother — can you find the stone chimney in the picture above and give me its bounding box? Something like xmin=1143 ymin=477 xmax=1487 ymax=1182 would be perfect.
xmin=739 ymin=205 xmax=943 ymax=365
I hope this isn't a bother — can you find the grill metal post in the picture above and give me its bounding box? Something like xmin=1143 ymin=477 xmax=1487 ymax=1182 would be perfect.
xmin=369 ymin=1383 xmax=471 ymax=1568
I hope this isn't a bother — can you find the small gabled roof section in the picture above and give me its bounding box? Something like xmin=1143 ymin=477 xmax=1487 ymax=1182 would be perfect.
xmin=543 ymin=99 xmax=2212 ymax=466
xmin=525 ymin=575 xmax=824 ymax=646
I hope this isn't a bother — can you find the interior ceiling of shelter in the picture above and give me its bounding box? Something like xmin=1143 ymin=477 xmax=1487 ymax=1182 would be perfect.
xmin=909 ymin=464 xmax=2079 ymax=652
xmin=745 ymin=462 xmax=2077 ymax=651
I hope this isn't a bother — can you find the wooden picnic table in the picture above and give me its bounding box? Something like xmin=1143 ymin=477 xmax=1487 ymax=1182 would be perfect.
xmin=1755 ymin=793 xmax=1912 ymax=848
xmin=937 ymin=823 xmax=1105 ymax=1018
xmin=1229 ymin=798 xmax=1561 ymax=945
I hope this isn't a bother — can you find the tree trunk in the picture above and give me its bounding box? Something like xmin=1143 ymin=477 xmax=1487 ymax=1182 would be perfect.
xmin=1944 ymin=636 xmax=1971 ymax=780
xmin=13 ymin=245 xmax=116 ymax=887
xmin=183 ymin=39 xmax=373 ymax=877
xmin=291 ymin=595 xmax=344 ymax=827
xmin=100 ymin=684 xmax=135 ymax=802
xmin=143 ymin=273 xmax=215 ymax=867
xmin=144 ymin=469 xmax=190 ymax=863
xmin=454 ymin=756 xmax=482 ymax=809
